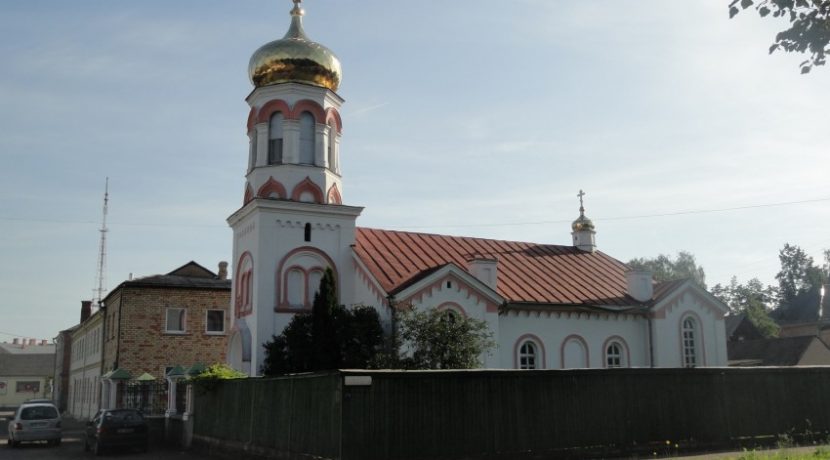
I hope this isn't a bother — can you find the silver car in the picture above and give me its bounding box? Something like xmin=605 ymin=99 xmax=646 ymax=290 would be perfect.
xmin=6 ymin=403 xmax=62 ymax=447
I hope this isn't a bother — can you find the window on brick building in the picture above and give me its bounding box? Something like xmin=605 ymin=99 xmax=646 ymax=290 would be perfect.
xmin=165 ymin=308 xmax=186 ymax=333
xmin=206 ymin=310 xmax=225 ymax=334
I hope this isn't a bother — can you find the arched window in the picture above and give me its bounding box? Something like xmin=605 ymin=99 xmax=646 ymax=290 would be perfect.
xmin=327 ymin=123 xmax=337 ymax=172
xmin=249 ymin=130 xmax=257 ymax=171
xmin=268 ymin=112 xmax=284 ymax=164
xmin=299 ymin=112 xmax=315 ymax=165
xmin=606 ymin=342 xmax=624 ymax=368
xmin=235 ymin=253 xmax=254 ymax=318
xmin=519 ymin=341 xmax=538 ymax=370
xmin=562 ymin=336 xmax=589 ymax=369
xmin=286 ymin=268 xmax=304 ymax=308
xmin=682 ymin=317 xmax=699 ymax=368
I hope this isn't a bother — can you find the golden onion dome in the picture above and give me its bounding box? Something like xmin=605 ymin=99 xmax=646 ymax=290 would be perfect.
xmin=572 ymin=214 xmax=595 ymax=232
xmin=248 ymin=1 xmax=342 ymax=91
xmin=572 ymin=190 xmax=595 ymax=232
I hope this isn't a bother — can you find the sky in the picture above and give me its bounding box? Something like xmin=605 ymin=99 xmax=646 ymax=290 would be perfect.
xmin=1 ymin=1 xmax=828 ymax=342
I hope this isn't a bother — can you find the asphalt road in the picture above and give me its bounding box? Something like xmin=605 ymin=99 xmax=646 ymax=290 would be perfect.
xmin=1 ymin=414 xmax=208 ymax=459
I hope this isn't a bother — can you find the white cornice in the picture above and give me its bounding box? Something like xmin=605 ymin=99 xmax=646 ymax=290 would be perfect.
xmin=227 ymin=198 xmax=363 ymax=226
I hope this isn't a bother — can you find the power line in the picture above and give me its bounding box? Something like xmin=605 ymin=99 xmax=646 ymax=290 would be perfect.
xmin=1 ymin=196 xmax=828 ymax=230
xmin=391 ymin=196 xmax=830 ymax=230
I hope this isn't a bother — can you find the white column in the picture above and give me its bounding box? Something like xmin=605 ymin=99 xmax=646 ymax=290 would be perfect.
xmin=165 ymin=377 xmax=178 ymax=417
xmin=314 ymin=125 xmax=326 ymax=166
xmin=255 ymin=123 xmax=269 ymax=167
xmin=283 ymin=120 xmax=300 ymax=163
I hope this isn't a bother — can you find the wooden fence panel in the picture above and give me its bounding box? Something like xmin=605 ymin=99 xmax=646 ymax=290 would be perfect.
xmin=192 ymin=367 xmax=830 ymax=460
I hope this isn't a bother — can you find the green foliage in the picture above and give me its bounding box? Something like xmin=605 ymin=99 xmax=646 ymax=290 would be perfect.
xmin=628 ymin=251 xmax=707 ymax=288
xmin=767 ymin=244 xmax=830 ymax=323
xmin=395 ymin=307 xmax=496 ymax=370
xmin=712 ymin=276 xmax=780 ymax=337
xmin=729 ymin=0 xmax=830 ymax=73
xmin=190 ymin=363 xmax=246 ymax=392
xmin=260 ymin=268 xmax=384 ymax=375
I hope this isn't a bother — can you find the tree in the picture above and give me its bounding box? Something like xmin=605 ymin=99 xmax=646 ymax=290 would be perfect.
xmin=395 ymin=308 xmax=496 ymax=370
xmin=260 ymin=268 xmax=384 ymax=375
xmin=773 ymin=243 xmax=829 ymax=321
xmin=729 ymin=0 xmax=830 ymax=73
xmin=711 ymin=276 xmax=780 ymax=337
xmin=627 ymin=251 xmax=707 ymax=288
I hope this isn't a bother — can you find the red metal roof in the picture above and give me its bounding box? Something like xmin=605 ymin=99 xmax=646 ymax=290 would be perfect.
xmin=354 ymin=228 xmax=636 ymax=306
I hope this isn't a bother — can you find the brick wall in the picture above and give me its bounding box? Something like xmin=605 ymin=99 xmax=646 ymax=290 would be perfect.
xmin=117 ymin=286 xmax=230 ymax=378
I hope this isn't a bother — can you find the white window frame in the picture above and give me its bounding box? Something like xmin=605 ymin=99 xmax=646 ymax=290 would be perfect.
xmin=205 ymin=309 xmax=226 ymax=335
xmin=606 ymin=342 xmax=623 ymax=368
xmin=518 ymin=341 xmax=538 ymax=370
xmin=165 ymin=307 xmax=186 ymax=334
xmin=682 ymin=317 xmax=698 ymax=368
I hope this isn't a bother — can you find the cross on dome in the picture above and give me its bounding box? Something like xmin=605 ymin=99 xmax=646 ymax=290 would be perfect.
xmin=577 ymin=189 xmax=586 ymax=215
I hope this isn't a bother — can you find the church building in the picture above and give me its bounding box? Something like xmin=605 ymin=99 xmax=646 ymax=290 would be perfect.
xmin=226 ymin=1 xmax=729 ymax=376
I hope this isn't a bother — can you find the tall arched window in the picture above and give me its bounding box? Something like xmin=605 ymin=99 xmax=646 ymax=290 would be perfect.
xmin=682 ymin=317 xmax=699 ymax=367
xmin=327 ymin=123 xmax=337 ymax=172
xmin=519 ymin=341 xmax=538 ymax=370
xmin=248 ymin=130 xmax=257 ymax=171
xmin=286 ymin=268 xmax=304 ymax=308
xmin=299 ymin=111 xmax=315 ymax=165
xmin=269 ymin=112 xmax=284 ymax=164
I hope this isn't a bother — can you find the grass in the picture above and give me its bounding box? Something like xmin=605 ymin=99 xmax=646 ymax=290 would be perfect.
xmin=731 ymin=446 xmax=830 ymax=460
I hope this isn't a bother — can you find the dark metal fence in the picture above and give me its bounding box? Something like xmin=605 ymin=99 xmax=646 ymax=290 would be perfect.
xmin=121 ymin=381 xmax=168 ymax=416
xmin=193 ymin=373 xmax=341 ymax=459
xmin=192 ymin=367 xmax=830 ymax=460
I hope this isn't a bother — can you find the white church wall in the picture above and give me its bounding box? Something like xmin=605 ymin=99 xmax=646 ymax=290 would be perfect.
xmin=498 ymin=311 xmax=649 ymax=369
xmin=651 ymin=291 xmax=728 ymax=368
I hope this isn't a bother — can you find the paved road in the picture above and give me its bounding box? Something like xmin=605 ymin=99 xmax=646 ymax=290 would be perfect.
xmin=1 ymin=415 xmax=208 ymax=459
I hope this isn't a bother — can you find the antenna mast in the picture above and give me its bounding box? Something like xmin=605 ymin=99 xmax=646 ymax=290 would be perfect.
xmin=94 ymin=178 xmax=109 ymax=307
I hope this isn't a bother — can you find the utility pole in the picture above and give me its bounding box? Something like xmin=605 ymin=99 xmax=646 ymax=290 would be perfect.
xmin=93 ymin=178 xmax=109 ymax=309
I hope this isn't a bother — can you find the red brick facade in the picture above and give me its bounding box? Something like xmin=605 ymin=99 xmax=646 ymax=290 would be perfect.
xmin=102 ymin=268 xmax=230 ymax=380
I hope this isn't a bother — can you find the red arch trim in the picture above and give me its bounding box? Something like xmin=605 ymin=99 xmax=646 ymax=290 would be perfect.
xmin=291 ymin=177 xmax=324 ymax=203
xmin=326 ymin=183 xmax=342 ymax=205
xmin=257 ymin=177 xmax=287 ymax=199
xmin=514 ymin=334 xmax=546 ymax=370
xmin=256 ymin=100 xmax=292 ymax=124
xmin=235 ymin=251 xmax=254 ymax=318
xmin=246 ymin=107 xmax=258 ymax=132
xmin=243 ymin=184 xmax=254 ymax=205
xmin=325 ymin=107 xmax=342 ymax=133
xmin=290 ymin=99 xmax=326 ymax=123
xmin=274 ymin=246 xmax=339 ymax=311
xmin=437 ymin=302 xmax=467 ymax=318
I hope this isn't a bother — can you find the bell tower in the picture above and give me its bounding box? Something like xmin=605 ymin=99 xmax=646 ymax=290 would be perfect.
xmin=227 ymin=0 xmax=363 ymax=376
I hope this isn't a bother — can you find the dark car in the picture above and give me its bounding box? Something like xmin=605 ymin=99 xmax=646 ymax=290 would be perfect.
xmin=84 ymin=409 xmax=148 ymax=455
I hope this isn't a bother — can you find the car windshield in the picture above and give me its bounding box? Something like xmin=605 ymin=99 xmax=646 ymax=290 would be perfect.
xmin=20 ymin=406 xmax=58 ymax=420
xmin=103 ymin=410 xmax=144 ymax=423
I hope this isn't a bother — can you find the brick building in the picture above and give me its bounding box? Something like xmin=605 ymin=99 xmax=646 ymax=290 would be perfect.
xmin=99 ymin=261 xmax=230 ymax=410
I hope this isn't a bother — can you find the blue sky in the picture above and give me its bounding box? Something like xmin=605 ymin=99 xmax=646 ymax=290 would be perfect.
xmin=1 ymin=1 xmax=828 ymax=342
